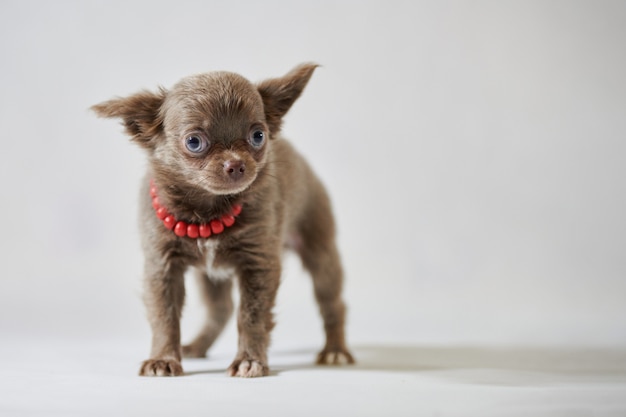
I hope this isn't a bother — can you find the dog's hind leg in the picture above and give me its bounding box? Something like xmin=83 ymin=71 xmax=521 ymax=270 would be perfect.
xmin=297 ymin=202 xmax=355 ymax=365
xmin=182 ymin=270 xmax=234 ymax=358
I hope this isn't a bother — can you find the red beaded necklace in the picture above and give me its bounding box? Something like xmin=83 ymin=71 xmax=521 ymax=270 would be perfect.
xmin=149 ymin=180 xmax=242 ymax=239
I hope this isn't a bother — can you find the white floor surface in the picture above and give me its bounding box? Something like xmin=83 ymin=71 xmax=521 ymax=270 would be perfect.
xmin=2 ymin=338 xmax=626 ymax=417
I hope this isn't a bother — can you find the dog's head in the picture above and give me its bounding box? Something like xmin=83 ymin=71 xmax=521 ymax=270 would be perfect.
xmin=92 ymin=63 xmax=317 ymax=195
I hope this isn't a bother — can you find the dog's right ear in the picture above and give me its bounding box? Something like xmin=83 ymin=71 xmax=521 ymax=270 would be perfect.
xmin=257 ymin=63 xmax=319 ymax=136
xmin=91 ymin=88 xmax=166 ymax=149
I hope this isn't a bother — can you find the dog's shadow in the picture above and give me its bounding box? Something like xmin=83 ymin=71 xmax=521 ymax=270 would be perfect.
xmin=183 ymin=345 xmax=626 ymax=384
xmin=269 ymin=344 xmax=626 ymax=385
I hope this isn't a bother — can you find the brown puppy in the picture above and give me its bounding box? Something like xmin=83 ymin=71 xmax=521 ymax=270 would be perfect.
xmin=92 ymin=64 xmax=354 ymax=377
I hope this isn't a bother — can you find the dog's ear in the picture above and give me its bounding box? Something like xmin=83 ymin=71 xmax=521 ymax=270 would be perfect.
xmin=257 ymin=63 xmax=319 ymax=136
xmin=91 ymin=88 xmax=166 ymax=149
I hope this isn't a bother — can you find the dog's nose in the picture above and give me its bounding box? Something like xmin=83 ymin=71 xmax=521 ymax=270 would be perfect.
xmin=223 ymin=160 xmax=246 ymax=180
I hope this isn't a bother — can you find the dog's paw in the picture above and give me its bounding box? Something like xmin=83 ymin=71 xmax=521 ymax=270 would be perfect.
xmin=182 ymin=344 xmax=207 ymax=358
xmin=139 ymin=358 xmax=184 ymax=377
xmin=227 ymin=358 xmax=268 ymax=378
xmin=316 ymin=347 xmax=356 ymax=365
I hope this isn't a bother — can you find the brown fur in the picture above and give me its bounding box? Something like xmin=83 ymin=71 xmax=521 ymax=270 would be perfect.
xmin=91 ymin=64 xmax=354 ymax=377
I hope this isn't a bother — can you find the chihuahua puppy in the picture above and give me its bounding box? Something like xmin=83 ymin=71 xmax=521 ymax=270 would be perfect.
xmin=92 ymin=64 xmax=354 ymax=377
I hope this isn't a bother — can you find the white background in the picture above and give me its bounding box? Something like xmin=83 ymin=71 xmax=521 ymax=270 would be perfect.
xmin=1 ymin=1 xmax=625 ymax=415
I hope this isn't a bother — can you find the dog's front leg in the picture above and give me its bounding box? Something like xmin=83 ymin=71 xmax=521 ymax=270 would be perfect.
xmin=139 ymin=259 xmax=186 ymax=376
xmin=228 ymin=258 xmax=280 ymax=378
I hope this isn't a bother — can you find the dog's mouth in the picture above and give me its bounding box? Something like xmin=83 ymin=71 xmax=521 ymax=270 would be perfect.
xmin=198 ymin=165 xmax=258 ymax=195
xmin=206 ymin=178 xmax=256 ymax=195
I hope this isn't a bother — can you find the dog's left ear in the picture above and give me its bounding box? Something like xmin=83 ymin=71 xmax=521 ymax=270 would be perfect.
xmin=91 ymin=88 xmax=166 ymax=149
xmin=257 ymin=63 xmax=319 ymax=136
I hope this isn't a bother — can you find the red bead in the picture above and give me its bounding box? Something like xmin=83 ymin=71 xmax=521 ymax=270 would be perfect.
xmin=174 ymin=221 xmax=187 ymax=237
xmin=156 ymin=207 xmax=168 ymax=220
xmin=150 ymin=177 xmax=241 ymax=239
xmin=163 ymin=216 xmax=176 ymax=230
xmin=199 ymin=224 xmax=212 ymax=238
xmin=210 ymin=219 xmax=224 ymax=234
xmin=221 ymin=214 xmax=235 ymax=227
xmin=187 ymin=224 xmax=199 ymax=238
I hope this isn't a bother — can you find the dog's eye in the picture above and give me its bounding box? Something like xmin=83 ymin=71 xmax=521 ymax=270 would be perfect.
xmin=249 ymin=130 xmax=265 ymax=148
xmin=185 ymin=135 xmax=208 ymax=153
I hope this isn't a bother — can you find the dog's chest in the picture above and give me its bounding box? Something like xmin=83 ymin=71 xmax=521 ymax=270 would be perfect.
xmin=198 ymin=239 xmax=236 ymax=281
